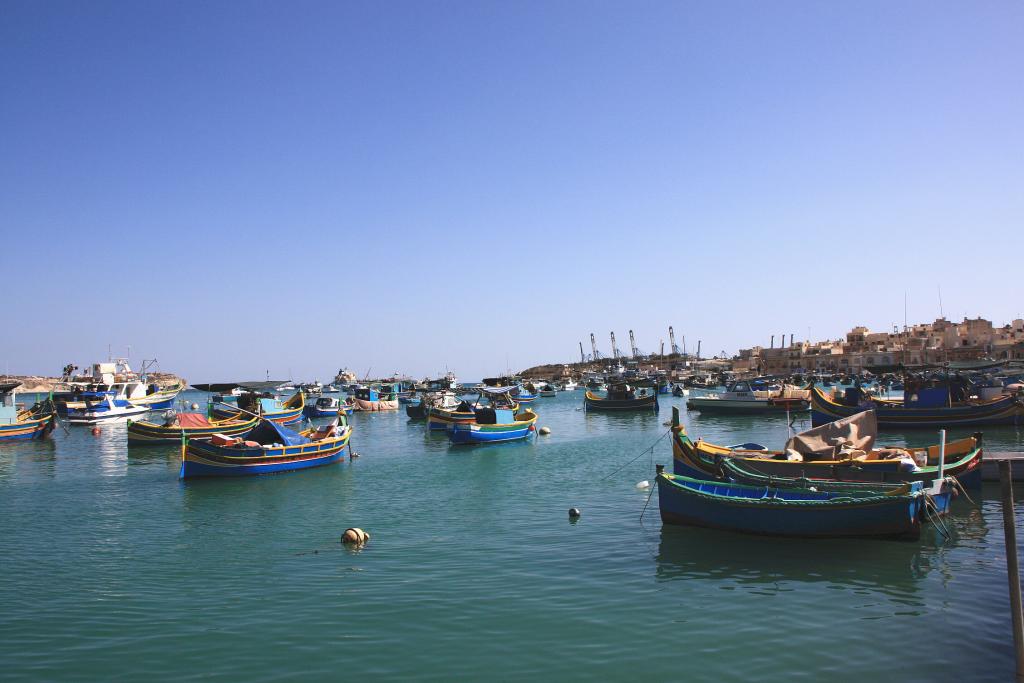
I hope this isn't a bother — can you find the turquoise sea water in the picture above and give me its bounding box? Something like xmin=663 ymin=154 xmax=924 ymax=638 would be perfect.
xmin=2 ymin=390 xmax=1024 ymax=681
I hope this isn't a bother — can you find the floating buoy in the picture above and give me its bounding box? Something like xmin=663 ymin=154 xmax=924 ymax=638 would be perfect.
xmin=91 ymin=426 xmax=101 ymax=436
xmin=539 ymin=426 xmax=551 ymax=435
xmin=568 ymin=508 xmax=581 ymax=519
xmin=341 ymin=528 xmax=370 ymax=545
xmin=191 ymin=402 xmax=199 ymax=410
xmin=636 ymin=480 xmax=650 ymax=489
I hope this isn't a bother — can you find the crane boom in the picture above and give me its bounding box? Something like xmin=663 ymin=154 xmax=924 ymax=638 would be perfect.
xmin=590 ymin=333 xmax=599 ymax=360
xmin=669 ymin=326 xmax=679 ymax=355
xmin=629 ymin=330 xmax=638 ymax=358
xmin=579 ymin=341 xmax=585 ymax=363
xmin=610 ymin=332 xmax=618 ymax=359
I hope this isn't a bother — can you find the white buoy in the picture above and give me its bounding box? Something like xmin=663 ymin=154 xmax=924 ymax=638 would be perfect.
xmin=636 ymin=480 xmax=650 ymax=489
xmin=191 ymin=402 xmax=199 ymax=410
xmin=539 ymin=426 xmax=551 ymax=435
xmin=341 ymin=528 xmax=370 ymax=544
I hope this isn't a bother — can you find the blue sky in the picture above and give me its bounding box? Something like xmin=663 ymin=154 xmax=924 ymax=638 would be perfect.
xmin=2 ymin=1 xmax=1021 ymax=382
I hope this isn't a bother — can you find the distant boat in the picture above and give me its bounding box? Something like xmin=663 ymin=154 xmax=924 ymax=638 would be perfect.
xmin=407 ymin=391 xmax=461 ymax=420
xmin=0 ymin=382 xmax=55 ymax=441
xmin=180 ymin=418 xmax=352 ymax=478
xmin=128 ymin=411 xmax=259 ymax=445
xmin=560 ymin=379 xmax=578 ymax=391
xmin=447 ymin=407 xmax=538 ymax=445
xmin=584 ymin=381 xmax=658 ymax=412
xmin=686 ymin=381 xmax=808 ymax=414
xmin=304 ymin=396 xmax=342 ymax=418
xmin=352 ymin=384 xmax=400 ymax=412
xmin=538 ymin=383 xmax=557 ymax=397
xmin=810 ymin=384 xmax=1024 ymax=428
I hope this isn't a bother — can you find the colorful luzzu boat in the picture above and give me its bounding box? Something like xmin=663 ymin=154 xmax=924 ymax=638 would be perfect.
xmin=205 ymin=385 xmax=305 ymax=426
xmin=668 ymin=407 xmax=983 ymax=488
xmin=180 ymin=418 xmax=352 ymax=478
xmin=0 ymin=382 xmax=55 ymax=441
xmin=127 ymin=411 xmax=259 ymax=445
xmin=447 ymin=407 xmax=537 ymax=445
xmin=584 ymin=381 xmax=659 ymax=412
xmin=427 ymin=389 xmax=518 ymax=431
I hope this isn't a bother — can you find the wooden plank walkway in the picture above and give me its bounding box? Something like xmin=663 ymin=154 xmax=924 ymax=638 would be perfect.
xmin=983 ymin=452 xmax=1024 ymax=482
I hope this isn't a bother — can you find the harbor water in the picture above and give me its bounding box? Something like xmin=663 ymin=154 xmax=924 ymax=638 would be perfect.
xmin=2 ymin=390 xmax=1023 ymax=681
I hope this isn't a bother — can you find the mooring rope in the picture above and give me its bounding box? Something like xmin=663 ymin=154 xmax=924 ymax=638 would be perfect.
xmin=601 ymin=427 xmax=671 ymax=480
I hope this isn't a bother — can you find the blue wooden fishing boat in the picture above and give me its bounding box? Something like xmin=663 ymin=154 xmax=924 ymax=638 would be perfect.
xmin=656 ymin=470 xmax=930 ymax=539
xmin=668 ymin=407 xmax=983 ymax=487
xmin=447 ymin=407 xmax=537 ymax=445
xmin=810 ymin=384 xmax=1024 ymax=428
xmin=584 ymin=381 xmax=658 ymax=412
xmin=427 ymin=389 xmax=518 ymax=431
xmin=0 ymin=382 xmax=55 ymax=441
xmin=180 ymin=417 xmax=352 ymax=478
xmin=352 ymin=384 xmax=400 ymax=412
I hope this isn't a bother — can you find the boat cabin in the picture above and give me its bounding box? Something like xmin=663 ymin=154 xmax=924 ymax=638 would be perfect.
xmin=0 ymin=382 xmax=20 ymax=425
xmin=473 ymin=407 xmax=516 ymax=425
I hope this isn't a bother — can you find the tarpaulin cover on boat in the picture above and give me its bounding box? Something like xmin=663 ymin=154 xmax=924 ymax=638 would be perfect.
xmin=478 ymin=386 xmax=517 ymax=396
xmin=784 ymin=410 xmax=877 ymax=459
xmin=246 ymin=419 xmax=310 ymax=446
xmin=177 ymin=413 xmax=211 ymax=428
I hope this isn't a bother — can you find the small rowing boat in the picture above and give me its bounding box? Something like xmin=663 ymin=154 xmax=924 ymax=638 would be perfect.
xmin=447 ymin=407 xmax=537 ymax=445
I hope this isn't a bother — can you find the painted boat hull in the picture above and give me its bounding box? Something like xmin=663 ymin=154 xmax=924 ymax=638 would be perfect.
xmin=811 ymin=386 xmax=1024 ymax=428
xmin=447 ymin=411 xmax=537 ymax=445
xmin=0 ymin=413 xmax=55 ymax=441
xmin=657 ymin=473 xmax=923 ymax=539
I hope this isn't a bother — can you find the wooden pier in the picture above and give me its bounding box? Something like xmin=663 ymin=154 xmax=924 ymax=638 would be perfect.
xmin=983 ymin=452 xmax=1024 ymax=482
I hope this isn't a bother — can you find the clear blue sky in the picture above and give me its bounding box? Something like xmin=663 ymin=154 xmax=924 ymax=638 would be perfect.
xmin=2 ymin=1 xmax=1021 ymax=381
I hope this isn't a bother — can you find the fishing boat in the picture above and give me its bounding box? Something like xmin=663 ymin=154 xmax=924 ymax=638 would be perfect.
xmin=352 ymin=385 xmax=400 ymax=412
xmin=407 ymin=391 xmax=459 ymax=420
xmin=538 ymin=383 xmax=558 ymax=397
xmin=427 ymin=389 xmax=518 ymax=431
xmin=179 ymin=417 xmax=352 ymax=478
xmin=656 ymin=470 xmax=935 ymax=539
xmin=53 ymin=359 xmax=183 ymax=413
xmin=66 ymin=395 xmax=151 ymax=424
xmin=810 ymin=384 xmax=1024 ymax=428
xmin=0 ymin=382 xmax=56 ymax=441
xmin=668 ymin=407 xmax=983 ymax=487
xmin=304 ymin=396 xmax=342 ymax=418
xmin=672 ymin=383 xmax=688 ymax=397
xmin=447 ymin=407 xmax=538 ymax=445
xmin=127 ymin=411 xmax=259 ymax=445
xmin=584 ymin=381 xmax=658 ymax=412
xmin=686 ymin=380 xmax=809 ymax=413
xmin=196 ymin=382 xmax=306 ymax=425
xmin=515 ymin=383 xmax=539 ymax=403
xmin=560 ymin=379 xmax=578 ymax=391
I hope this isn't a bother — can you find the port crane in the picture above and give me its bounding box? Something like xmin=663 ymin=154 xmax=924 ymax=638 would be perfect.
xmin=669 ymin=326 xmax=680 ymax=355
xmin=610 ymin=332 xmax=620 ymax=359
xmin=629 ymin=330 xmax=639 ymax=358
xmin=590 ymin=333 xmax=600 ymax=361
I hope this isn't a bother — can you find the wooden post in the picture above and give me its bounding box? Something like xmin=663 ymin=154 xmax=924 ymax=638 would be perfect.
xmin=999 ymin=459 xmax=1024 ymax=680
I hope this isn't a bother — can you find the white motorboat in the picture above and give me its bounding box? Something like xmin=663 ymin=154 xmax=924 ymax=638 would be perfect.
xmin=66 ymin=395 xmax=151 ymax=424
